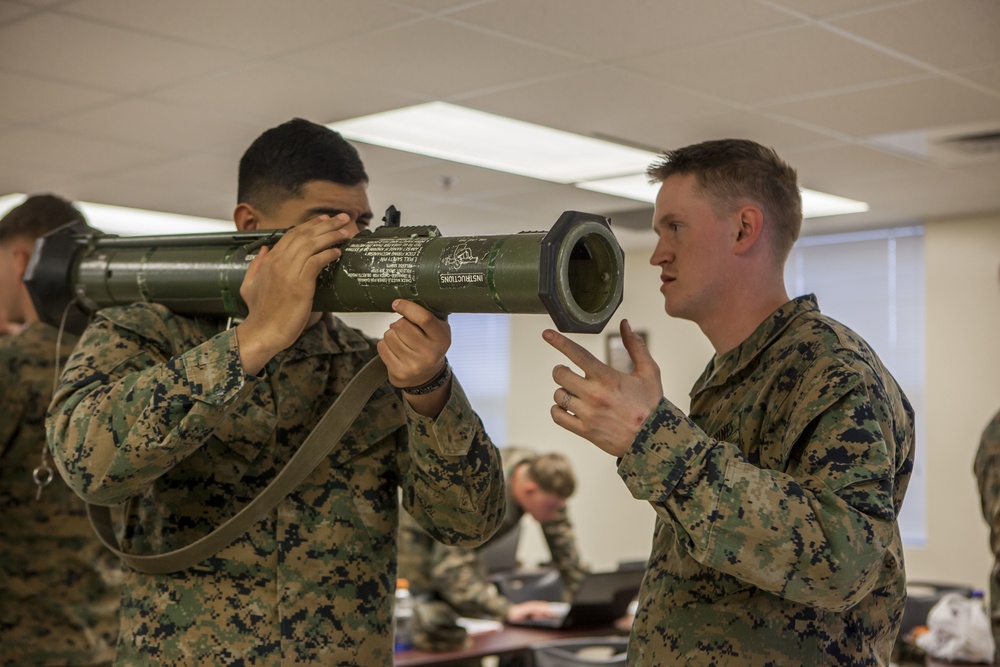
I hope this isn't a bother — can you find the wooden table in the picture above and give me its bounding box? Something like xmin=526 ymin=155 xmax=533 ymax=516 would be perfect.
xmin=394 ymin=624 xmax=624 ymax=666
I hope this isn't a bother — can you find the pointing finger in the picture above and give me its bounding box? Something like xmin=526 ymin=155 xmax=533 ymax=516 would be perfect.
xmin=621 ymin=319 xmax=659 ymax=378
xmin=542 ymin=328 xmax=607 ymax=378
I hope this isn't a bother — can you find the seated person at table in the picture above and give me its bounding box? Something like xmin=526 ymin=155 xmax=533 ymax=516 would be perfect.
xmin=398 ymin=447 xmax=588 ymax=623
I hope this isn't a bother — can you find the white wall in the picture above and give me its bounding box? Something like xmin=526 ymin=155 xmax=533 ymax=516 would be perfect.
xmin=905 ymin=213 xmax=1000 ymax=594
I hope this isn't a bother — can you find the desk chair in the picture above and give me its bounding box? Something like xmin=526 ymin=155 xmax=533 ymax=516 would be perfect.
xmin=531 ymin=636 xmax=628 ymax=667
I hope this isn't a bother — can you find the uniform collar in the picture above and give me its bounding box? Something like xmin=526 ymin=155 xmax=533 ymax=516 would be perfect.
xmin=692 ymin=294 xmax=819 ymax=393
xmin=288 ymin=313 xmax=372 ymax=361
xmin=217 ymin=313 xmax=372 ymax=364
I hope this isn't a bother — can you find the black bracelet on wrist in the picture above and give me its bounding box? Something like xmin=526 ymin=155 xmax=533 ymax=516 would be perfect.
xmin=395 ymin=362 xmax=451 ymax=395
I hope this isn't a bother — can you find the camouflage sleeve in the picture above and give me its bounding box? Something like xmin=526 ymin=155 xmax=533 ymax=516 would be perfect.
xmin=540 ymin=506 xmax=589 ymax=596
xmin=618 ymin=362 xmax=901 ymax=613
xmin=975 ymin=409 xmax=1000 ymax=524
xmin=428 ymin=543 xmax=512 ymax=620
xmin=0 ymin=347 xmax=23 ymax=458
xmin=398 ymin=375 xmax=505 ymax=548
xmin=46 ymin=313 xmax=258 ymax=505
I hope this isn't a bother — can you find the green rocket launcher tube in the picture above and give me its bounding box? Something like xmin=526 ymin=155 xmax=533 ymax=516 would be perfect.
xmin=25 ymin=210 xmax=625 ymax=336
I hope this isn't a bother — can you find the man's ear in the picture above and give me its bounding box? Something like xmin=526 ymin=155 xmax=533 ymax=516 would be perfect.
xmin=732 ymin=205 xmax=764 ymax=256
xmin=12 ymin=244 xmax=33 ymax=281
xmin=234 ymin=203 xmax=259 ymax=231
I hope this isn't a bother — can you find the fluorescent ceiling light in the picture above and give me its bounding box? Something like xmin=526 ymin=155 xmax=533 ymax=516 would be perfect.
xmin=799 ymin=188 xmax=869 ymax=218
xmin=0 ymin=193 xmax=232 ymax=236
xmin=575 ymin=173 xmax=657 ymax=203
xmin=575 ymin=174 xmax=869 ymax=218
xmin=329 ymin=102 xmax=656 ymax=183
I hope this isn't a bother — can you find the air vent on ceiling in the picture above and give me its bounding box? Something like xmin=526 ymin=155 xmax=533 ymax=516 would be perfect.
xmin=940 ymin=129 xmax=1000 ymax=156
xmin=866 ymin=122 xmax=1000 ymax=165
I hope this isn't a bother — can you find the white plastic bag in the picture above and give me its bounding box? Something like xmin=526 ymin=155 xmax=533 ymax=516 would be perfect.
xmin=915 ymin=592 xmax=995 ymax=663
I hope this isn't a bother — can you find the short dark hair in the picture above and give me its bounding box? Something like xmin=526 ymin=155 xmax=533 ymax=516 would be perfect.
xmin=0 ymin=193 xmax=85 ymax=245
xmin=646 ymin=139 xmax=802 ymax=260
xmin=237 ymin=118 xmax=369 ymax=215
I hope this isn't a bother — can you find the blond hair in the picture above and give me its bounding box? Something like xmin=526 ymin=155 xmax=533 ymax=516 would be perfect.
xmin=525 ymin=453 xmax=576 ymax=499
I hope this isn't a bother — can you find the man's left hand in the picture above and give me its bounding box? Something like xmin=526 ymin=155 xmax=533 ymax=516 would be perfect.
xmin=378 ymin=300 xmax=452 ymax=417
xmin=543 ymin=319 xmax=663 ymax=458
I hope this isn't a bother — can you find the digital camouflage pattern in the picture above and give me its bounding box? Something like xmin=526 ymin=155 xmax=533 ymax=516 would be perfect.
xmin=398 ymin=446 xmax=587 ymax=620
xmin=1 ymin=322 xmax=120 ymax=666
xmin=974 ymin=406 xmax=1000 ymax=662
xmin=619 ymin=295 xmax=914 ymax=666
xmin=46 ymin=303 xmax=505 ymax=666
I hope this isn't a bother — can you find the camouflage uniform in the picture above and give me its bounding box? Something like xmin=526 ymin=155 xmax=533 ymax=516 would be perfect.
xmin=46 ymin=303 xmax=505 ymax=666
xmin=620 ymin=295 xmax=914 ymax=666
xmin=1 ymin=322 xmax=120 ymax=666
xmin=398 ymin=446 xmax=587 ymax=620
xmin=974 ymin=407 xmax=1000 ymax=661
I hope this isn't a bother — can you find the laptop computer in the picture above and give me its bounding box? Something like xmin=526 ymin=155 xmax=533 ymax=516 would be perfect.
xmin=506 ymin=568 xmax=644 ymax=629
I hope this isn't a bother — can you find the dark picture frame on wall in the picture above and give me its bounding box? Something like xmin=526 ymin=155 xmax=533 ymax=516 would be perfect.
xmin=606 ymin=330 xmax=648 ymax=373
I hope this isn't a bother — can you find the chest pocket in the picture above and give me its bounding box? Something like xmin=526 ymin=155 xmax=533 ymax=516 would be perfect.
xmin=325 ymin=390 xmax=406 ymax=467
xmin=203 ymin=398 xmax=278 ymax=484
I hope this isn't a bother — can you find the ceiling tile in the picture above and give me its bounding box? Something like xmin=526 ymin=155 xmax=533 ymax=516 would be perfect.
xmin=353 ymin=143 xmax=443 ymax=178
xmin=152 ymin=63 xmax=422 ymax=128
xmin=831 ymin=0 xmax=1000 ymax=71
xmin=470 ymin=182 xmax=642 ymax=222
xmin=12 ymin=0 xmax=71 ymax=6
xmin=850 ymin=166 xmax=1000 ymax=220
xmin=642 ymin=110 xmax=841 ymax=153
xmin=100 ymin=151 xmax=239 ymax=195
xmin=59 ymin=0 xmax=417 ymax=57
xmin=279 ymin=17 xmax=586 ymax=99
xmin=1 ymin=126 xmax=166 ymax=175
xmin=450 ymin=0 xmax=797 ymax=61
xmin=67 ymin=176 xmax=234 ymax=222
xmin=45 ymin=98 xmax=268 ymax=151
xmin=458 ymin=66 xmax=734 ymax=150
xmin=0 ymin=0 xmax=34 ymax=24
xmin=366 ymin=158 xmax=551 ymax=203
xmin=765 ymin=0 xmax=914 ymax=19
xmin=956 ymin=63 xmax=1000 ymax=95
xmin=622 ymin=25 xmax=923 ymax=105
xmin=393 ymin=0 xmax=481 ymax=11
xmin=764 ymin=77 xmax=1000 ymax=137
xmin=0 ymin=158 xmax=82 ymax=199
xmin=0 ymin=71 xmax=115 ymax=123
xmin=781 ymin=143 xmax=929 ymax=193
xmin=0 ymin=13 xmax=246 ymax=92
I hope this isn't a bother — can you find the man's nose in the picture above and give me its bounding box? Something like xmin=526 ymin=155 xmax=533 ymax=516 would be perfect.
xmin=650 ymin=242 xmax=672 ymax=266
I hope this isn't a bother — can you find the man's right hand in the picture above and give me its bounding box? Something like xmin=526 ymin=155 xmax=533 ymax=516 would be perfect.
xmin=506 ymin=600 xmax=561 ymax=623
xmin=235 ymin=214 xmax=353 ymax=374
